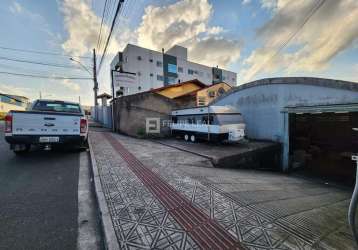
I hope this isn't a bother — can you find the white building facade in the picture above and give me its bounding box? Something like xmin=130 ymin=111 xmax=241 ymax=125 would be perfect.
xmin=110 ymin=44 xmax=237 ymax=97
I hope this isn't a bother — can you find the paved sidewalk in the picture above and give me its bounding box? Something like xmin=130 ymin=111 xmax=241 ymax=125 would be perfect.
xmin=89 ymin=131 xmax=354 ymax=250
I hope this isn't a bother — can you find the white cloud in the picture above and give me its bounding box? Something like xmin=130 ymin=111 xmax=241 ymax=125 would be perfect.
xmin=60 ymin=79 xmax=80 ymax=91
xmin=9 ymin=1 xmax=23 ymax=14
xmin=242 ymin=0 xmax=251 ymax=5
xmin=241 ymin=0 xmax=358 ymax=82
xmin=189 ymin=37 xmax=241 ymax=68
xmin=136 ymin=0 xmax=241 ymax=68
xmin=0 ymin=83 xmax=30 ymax=97
xmin=61 ymin=0 xmax=106 ymax=56
xmin=60 ymin=0 xmax=136 ymax=97
xmin=260 ymin=0 xmax=291 ymax=11
xmin=60 ymin=0 xmax=134 ymax=57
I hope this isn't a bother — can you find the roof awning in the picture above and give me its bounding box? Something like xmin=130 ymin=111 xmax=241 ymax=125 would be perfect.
xmin=283 ymin=103 xmax=358 ymax=114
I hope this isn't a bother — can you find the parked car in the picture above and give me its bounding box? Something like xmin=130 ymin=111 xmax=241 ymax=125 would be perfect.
xmin=4 ymin=99 xmax=88 ymax=154
xmin=170 ymin=105 xmax=245 ymax=142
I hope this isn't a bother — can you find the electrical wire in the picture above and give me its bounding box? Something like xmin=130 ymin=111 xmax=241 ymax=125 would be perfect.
xmin=0 ymin=46 xmax=91 ymax=59
xmin=250 ymin=0 xmax=326 ymax=78
xmin=96 ymin=0 xmax=109 ymax=51
xmin=0 ymin=55 xmax=87 ymax=70
xmin=0 ymin=71 xmax=93 ymax=80
xmin=97 ymin=0 xmax=124 ymax=73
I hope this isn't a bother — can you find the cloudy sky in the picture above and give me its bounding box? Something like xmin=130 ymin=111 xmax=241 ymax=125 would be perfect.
xmin=0 ymin=0 xmax=357 ymax=105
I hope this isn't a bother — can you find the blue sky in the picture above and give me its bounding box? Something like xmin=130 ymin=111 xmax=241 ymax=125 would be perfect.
xmin=0 ymin=0 xmax=357 ymax=106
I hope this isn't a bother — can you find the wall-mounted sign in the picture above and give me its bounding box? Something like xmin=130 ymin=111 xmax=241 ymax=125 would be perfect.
xmin=112 ymin=72 xmax=137 ymax=87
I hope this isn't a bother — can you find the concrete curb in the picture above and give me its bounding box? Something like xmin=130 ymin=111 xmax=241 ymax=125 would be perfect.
xmin=88 ymin=134 xmax=120 ymax=250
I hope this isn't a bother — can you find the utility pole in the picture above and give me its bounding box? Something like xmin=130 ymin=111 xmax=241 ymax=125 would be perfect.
xmin=39 ymin=91 xmax=42 ymax=99
xmin=93 ymin=48 xmax=99 ymax=106
xmin=93 ymin=48 xmax=99 ymax=120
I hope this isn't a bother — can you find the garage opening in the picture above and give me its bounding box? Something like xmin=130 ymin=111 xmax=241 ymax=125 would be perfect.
xmin=289 ymin=111 xmax=358 ymax=185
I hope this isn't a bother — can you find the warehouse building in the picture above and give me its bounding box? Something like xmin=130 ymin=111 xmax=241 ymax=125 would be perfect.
xmin=214 ymin=77 xmax=358 ymax=182
xmin=110 ymin=44 xmax=237 ymax=96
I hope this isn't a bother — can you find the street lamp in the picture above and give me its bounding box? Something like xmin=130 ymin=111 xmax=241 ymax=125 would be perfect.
xmin=69 ymin=56 xmax=99 ymax=121
xmin=69 ymin=57 xmax=92 ymax=77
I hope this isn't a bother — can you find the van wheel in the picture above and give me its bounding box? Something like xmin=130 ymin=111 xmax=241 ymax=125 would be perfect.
xmin=184 ymin=134 xmax=189 ymax=141
xmin=190 ymin=134 xmax=196 ymax=143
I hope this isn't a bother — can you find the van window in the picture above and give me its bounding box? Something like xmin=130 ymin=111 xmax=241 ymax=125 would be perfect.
xmin=202 ymin=115 xmax=213 ymax=124
xmin=216 ymin=114 xmax=243 ymax=125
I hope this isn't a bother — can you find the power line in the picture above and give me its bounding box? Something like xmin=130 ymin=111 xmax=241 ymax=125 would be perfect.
xmin=250 ymin=0 xmax=326 ymax=78
xmin=96 ymin=0 xmax=109 ymax=51
xmin=97 ymin=0 xmax=125 ymax=73
xmin=0 ymin=46 xmax=91 ymax=59
xmin=0 ymin=55 xmax=88 ymax=70
xmin=0 ymin=71 xmax=93 ymax=80
xmin=97 ymin=0 xmax=116 ymax=54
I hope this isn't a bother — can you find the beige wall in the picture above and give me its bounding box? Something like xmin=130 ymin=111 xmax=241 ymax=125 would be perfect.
xmin=0 ymin=101 xmax=26 ymax=119
xmin=196 ymin=82 xmax=232 ymax=106
xmin=113 ymin=92 xmax=179 ymax=137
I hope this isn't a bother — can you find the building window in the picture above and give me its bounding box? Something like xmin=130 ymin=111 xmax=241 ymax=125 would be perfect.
xmin=137 ymin=71 xmax=141 ymax=76
xmin=157 ymin=75 xmax=164 ymax=81
xmin=167 ymin=76 xmax=176 ymax=84
xmin=208 ymin=91 xmax=215 ymax=97
xmin=137 ymin=56 xmax=142 ymax=60
xmin=218 ymin=87 xmax=226 ymax=95
xmin=178 ymin=67 xmax=183 ymax=73
xmin=149 ymin=59 xmax=153 ymax=63
xmin=156 ymin=61 xmax=162 ymax=67
xmin=198 ymin=71 xmax=203 ymax=77
xmin=222 ymin=76 xmax=226 ymax=80
xmin=168 ymin=63 xmax=177 ymax=73
xmin=150 ymin=73 xmax=153 ymax=77
xmin=138 ymin=86 xmax=142 ymax=91
xmin=188 ymin=69 xmax=194 ymax=75
xmin=198 ymin=96 xmax=206 ymax=106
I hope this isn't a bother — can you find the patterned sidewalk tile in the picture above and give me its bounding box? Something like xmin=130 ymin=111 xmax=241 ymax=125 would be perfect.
xmin=91 ymin=132 xmax=199 ymax=250
xmin=91 ymin=131 xmax=354 ymax=250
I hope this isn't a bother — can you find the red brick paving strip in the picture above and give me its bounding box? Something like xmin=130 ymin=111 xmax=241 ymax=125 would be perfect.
xmin=103 ymin=133 xmax=245 ymax=250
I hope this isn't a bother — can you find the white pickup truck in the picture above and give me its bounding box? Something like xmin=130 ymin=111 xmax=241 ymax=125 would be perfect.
xmin=4 ymin=99 xmax=88 ymax=154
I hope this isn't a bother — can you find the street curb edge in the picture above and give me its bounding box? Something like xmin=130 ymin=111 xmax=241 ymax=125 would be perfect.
xmin=88 ymin=134 xmax=120 ymax=250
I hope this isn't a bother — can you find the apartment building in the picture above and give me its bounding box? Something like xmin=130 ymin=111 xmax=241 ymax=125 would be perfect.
xmin=110 ymin=44 xmax=237 ymax=97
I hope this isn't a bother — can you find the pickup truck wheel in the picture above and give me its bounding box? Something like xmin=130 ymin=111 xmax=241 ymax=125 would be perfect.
xmin=80 ymin=138 xmax=89 ymax=150
xmin=13 ymin=144 xmax=30 ymax=155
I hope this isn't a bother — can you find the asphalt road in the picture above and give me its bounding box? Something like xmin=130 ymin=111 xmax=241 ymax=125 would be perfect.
xmin=0 ymin=122 xmax=101 ymax=250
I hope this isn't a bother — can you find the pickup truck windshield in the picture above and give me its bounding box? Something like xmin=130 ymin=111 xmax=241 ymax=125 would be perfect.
xmin=32 ymin=101 xmax=81 ymax=113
